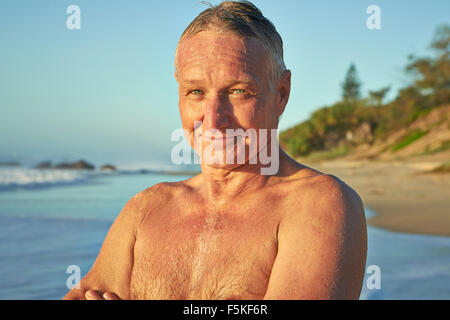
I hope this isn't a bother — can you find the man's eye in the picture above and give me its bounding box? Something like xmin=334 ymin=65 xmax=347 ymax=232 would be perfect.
xmin=190 ymin=89 xmax=203 ymax=95
xmin=231 ymin=89 xmax=246 ymax=94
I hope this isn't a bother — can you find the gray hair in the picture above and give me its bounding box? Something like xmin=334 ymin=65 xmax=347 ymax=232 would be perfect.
xmin=174 ymin=0 xmax=287 ymax=91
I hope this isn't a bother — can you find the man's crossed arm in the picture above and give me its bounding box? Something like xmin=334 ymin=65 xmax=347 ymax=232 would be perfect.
xmin=263 ymin=175 xmax=367 ymax=299
xmin=63 ymin=192 xmax=143 ymax=300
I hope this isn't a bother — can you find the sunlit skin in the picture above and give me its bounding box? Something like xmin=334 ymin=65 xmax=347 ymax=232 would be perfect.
xmin=63 ymin=27 xmax=367 ymax=300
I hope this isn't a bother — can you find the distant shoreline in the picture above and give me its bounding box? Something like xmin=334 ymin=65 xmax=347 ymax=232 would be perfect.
xmin=0 ymin=161 xmax=21 ymax=167
xmin=121 ymin=169 xmax=200 ymax=176
xmin=0 ymin=160 xmax=200 ymax=176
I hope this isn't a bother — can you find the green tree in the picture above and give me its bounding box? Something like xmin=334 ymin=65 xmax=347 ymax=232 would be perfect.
xmin=406 ymin=24 xmax=450 ymax=106
xmin=341 ymin=63 xmax=362 ymax=102
xmin=368 ymin=86 xmax=391 ymax=106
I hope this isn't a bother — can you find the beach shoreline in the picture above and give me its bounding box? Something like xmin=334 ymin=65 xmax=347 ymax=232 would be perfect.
xmin=308 ymin=160 xmax=450 ymax=237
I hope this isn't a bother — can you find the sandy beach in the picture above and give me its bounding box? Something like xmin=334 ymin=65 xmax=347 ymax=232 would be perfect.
xmin=308 ymin=160 xmax=450 ymax=237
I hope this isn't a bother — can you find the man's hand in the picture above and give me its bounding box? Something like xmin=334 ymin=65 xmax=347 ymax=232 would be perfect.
xmin=85 ymin=290 xmax=120 ymax=300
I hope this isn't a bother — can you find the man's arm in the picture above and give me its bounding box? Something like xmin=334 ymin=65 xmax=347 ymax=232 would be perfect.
xmin=63 ymin=191 xmax=145 ymax=300
xmin=264 ymin=175 xmax=367 ymax=300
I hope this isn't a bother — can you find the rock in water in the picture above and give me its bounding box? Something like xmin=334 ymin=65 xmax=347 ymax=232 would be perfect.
xmin=54 ymin=159 xmax=95 ymax=170
xmin=100 ymin=164 xmax=117 ymax=171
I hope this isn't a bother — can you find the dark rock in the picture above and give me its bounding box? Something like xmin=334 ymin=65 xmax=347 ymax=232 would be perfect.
xmin=54 ymin=159 xmax=95 ymax=170
xmin=100 ymin=164 xmax=117 ymax=171
xmin=35 ymin=161 xmax=53 ymax=169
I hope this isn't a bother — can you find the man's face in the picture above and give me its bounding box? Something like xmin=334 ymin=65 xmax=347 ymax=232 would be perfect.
xmin=175 ymin=29 xmax=286 ymax=168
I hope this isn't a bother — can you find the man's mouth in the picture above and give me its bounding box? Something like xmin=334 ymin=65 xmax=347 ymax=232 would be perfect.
xmin=198 ymin=131 xmax=233 ymax=140
xmin=203 ymin=136 xmax=236 ymax=146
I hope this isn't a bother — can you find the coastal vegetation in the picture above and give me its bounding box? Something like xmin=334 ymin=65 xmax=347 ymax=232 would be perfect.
xmin=280 ymin=25 xmax=450 ymax=164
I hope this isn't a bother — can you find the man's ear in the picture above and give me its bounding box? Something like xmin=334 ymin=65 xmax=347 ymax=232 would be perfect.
xmin=276 ymin=70 xmax=291 ymax=117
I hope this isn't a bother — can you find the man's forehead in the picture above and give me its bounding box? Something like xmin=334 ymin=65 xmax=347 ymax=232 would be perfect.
xmin=176 ymin=30 xmax=270 ymax=81
xmin=179 ymin=29 xmax=247 ymax=48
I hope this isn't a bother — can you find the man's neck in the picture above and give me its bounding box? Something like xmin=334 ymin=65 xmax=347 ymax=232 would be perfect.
xmin=199 ymin=147 xmax=299 ymax=206
xmin=200 ymin=163 xmax=269 ymax=205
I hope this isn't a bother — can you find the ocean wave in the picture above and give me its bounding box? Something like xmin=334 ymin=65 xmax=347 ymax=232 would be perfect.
xmin=0 ymin=168 xmax=99 ymax=191
xmin=0 ymin=164 xmax=195 ymax=192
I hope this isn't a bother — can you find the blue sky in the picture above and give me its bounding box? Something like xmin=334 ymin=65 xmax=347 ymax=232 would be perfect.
xmin=0 ymin=0 xmax=449 ymax=167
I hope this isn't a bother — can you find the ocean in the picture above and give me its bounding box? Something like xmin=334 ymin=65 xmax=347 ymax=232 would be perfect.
xmin=0 ymin=167 xmax=449 ymax=299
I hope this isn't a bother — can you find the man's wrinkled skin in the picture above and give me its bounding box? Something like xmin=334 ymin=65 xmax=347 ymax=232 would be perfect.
xmin=63 ymin=28 xmax=367 ymax=300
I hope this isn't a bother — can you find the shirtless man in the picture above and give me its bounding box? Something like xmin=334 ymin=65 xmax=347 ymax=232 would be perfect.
xmin=63 ymin=0 xmax=367 ymax=300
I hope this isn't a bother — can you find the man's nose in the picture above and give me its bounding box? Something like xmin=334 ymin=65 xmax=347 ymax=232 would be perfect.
xmin=203 ymin=94 xmax=231 ymax=131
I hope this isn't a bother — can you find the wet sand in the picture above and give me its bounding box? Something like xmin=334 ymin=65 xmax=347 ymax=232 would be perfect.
xmin=309 ymin=161 xmax=450 ymax=237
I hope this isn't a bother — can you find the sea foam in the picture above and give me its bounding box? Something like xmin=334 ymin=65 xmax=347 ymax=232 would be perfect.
xmin=0 ymin=168 xmax=93 ymax=191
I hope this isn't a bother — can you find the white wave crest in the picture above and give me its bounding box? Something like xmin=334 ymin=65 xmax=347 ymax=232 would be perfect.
xmin=0 ymin=168 xmax=92 ymax=190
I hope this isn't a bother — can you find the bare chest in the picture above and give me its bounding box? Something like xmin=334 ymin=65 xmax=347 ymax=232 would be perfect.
xmin=130 ymin=207 xmax=279 ymax=300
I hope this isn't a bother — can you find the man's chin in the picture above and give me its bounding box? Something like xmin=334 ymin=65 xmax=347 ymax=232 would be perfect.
xmin=200 ymin=159 xmax=245 ymax=171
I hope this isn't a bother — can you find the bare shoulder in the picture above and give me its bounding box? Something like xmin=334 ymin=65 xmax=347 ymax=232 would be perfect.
xmin=135 ymin=181 xmax=179 ymax=207
xmin=281 ymin=169 xmax=367 ymax=270
xmin=132 ymin=175 xmax=200 ymax=217
xmin=309 ymin=172 xmax=363 ymax=209
xmin=284 ymin=168 xmax=365 ymax=225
